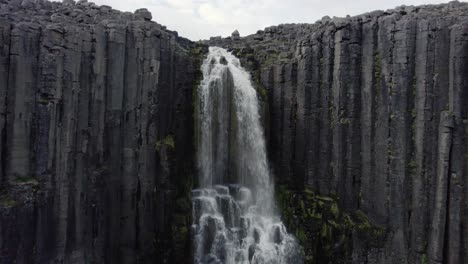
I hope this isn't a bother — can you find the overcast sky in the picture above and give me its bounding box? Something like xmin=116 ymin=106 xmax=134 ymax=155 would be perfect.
xmin=91 ymin=0 xmax=455 ymax=40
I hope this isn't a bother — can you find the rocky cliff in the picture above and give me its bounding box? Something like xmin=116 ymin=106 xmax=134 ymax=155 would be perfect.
xmin=0 ymin=0 xmax=202 ymax=263
xmin=1 ymin=0 xmax=468 ymax=264
xmin=207 ymin=2 xmax=468 ymax=264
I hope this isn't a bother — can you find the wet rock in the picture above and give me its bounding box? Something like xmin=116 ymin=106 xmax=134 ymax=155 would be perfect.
xmin=227 ymin=184 xmax=241 ymax=195
xmin=239 ymin=216 xmax=251 ymax=238
xmin=272 ymin=225 xmax=283 ymax=244
xmin=253 ymin=228 xmax=261 ymax=243
xmin=219 ymin=56 xmax=228 ymax=65
xmin=192 ymin=189 xmax=203 ymax=197
xmin=214 ymin=185 xmax=229 ymax=194
xmin=201 ymin=216 xmax=219 ymax=254
xmin=201 ymin=254 xmax=222 ymax=264
xmin=248 ymin=245 xmax=258 ymax=262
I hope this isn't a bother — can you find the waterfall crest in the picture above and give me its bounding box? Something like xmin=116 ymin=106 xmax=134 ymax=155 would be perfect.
xmin=192 ymin=47 xmax=303 ymax=264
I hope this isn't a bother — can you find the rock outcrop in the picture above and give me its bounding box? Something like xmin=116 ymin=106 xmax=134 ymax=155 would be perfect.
xmin=206 ymin=2 xmax=468 ymax=263
xmin=0 ymin=0 xmax=202 ymax=263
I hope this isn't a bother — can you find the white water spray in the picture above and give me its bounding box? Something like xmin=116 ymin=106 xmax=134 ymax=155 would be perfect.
xmin=192 ymin=47 xmax=303 ymax=264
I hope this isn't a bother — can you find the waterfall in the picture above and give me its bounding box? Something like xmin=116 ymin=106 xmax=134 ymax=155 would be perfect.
xmin=192 ymin=47 xmax=303 ymax=264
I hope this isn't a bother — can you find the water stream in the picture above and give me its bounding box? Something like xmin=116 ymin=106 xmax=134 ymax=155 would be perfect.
xmin=192 ymin=47 xmax=303 ymax=264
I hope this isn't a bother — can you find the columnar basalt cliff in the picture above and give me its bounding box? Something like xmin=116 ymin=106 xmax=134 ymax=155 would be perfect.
xmin=207 ymin=2 xmax=468 ymax=263
xmin=0 ymin=0 xmax=202 ymax=263
xmin=1 ymin=0 xmax=467 ymax=264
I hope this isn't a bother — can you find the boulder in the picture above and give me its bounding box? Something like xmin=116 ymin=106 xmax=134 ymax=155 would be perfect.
xmin=135 ymin=8 xmax=152 ymax=21
xmin=231 ymin=29 xmax=240 ymax=40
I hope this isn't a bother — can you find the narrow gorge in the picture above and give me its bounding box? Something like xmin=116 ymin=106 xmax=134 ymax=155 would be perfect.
xmin=0 ymin=0 xmax=467 ymax=264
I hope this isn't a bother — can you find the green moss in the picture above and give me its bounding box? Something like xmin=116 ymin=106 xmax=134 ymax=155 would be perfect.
xmin=330 ymin=202 xmax=339 ymax=218
xmin=276 ymin=185 xmax=386 ymax=263
xmin=263 ymin=51 xmax=280 ymax=66
xmin=164 ymin=135 xmax=175 ymax=148
xmin=173 ymin=214 xmax=188 ymax=225
xmin=189 ymin=45 xmax=205 ymax=58
xmin=353 ymin=210 xmax=386 ymax=247
xmin=338 ymin=117 xmax=351 ymax=126
xmin=172 ymin=225 xmax=189 ymax=251
xmin=0 ymin=193 xmax=16 ymax=208
xmin=156 ymin=134 xmax=175 ymax=151
xmin=13 ymin=176 xmax=39 ymax=186
xmin=422 ymin=254 xmax=428 ymax=264
xmin=407 ymin=159 xmax=417 ymax=176
xmin=256 ymin=82 xmax=268 ymax=100
xmin=387 ymin=145 xmax=394 ymax=160
xmin=315 ymin=195 xmax=334 ymax=202
xmin=296 ymin=228 xmax=307 ymax=243
xmin=249 ymin=68 xmax=269 ymax=101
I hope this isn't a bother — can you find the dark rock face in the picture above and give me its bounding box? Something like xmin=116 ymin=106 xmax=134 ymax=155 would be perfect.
xmin=206 ymin=2 xmax=468 ymax=263
xmin=1 ymin=0 xmax=468 ymax=263
xmin=0 ymin=0 xmax=202 ymax=263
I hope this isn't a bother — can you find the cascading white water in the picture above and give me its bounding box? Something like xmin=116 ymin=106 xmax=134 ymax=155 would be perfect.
xmin=192 ymin=47 xmax=303 ymax=264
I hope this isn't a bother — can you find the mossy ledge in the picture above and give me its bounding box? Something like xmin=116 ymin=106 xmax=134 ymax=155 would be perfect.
xmin=0 ymin=192 xmax=17 ymax=208
xmin=276 ymin=185 xmax=386 ymax=263
xmin=156 ymin=134 xmax=176 ymax=151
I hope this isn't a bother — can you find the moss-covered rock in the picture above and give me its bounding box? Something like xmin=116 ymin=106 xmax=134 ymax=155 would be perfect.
xmin=0 ymin=192 xmax=16 ymax=208
xmin=276 ymin=185 xmax=386 ymax=264
xmin=156 ymin=134 xmax=176 ymax=151
xmin=13 ymin=176 xmax=39 ymax=186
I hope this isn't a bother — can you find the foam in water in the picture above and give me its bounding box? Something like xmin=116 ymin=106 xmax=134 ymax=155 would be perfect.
xmin=193 ymin=47 xmax=303 ymax=264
